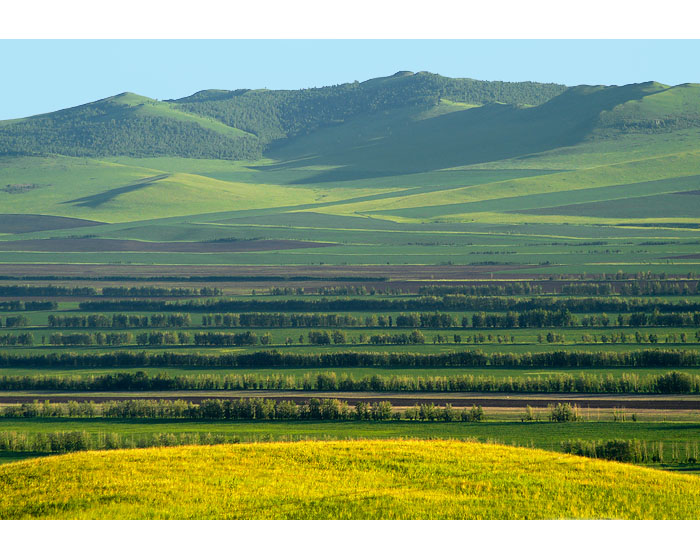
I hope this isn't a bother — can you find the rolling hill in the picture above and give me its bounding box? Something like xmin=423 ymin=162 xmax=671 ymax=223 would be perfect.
xmin=3 ymin=440 xmax=700 ymax=519
xmin=1 ymin=71 xmax=699 ymax=274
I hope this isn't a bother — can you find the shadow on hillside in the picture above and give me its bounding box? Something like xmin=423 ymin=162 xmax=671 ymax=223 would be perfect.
xmin=63 ymin=174 xmax=170 ymax=208
xmin=257 ymin=83 xmax=659 ymax=184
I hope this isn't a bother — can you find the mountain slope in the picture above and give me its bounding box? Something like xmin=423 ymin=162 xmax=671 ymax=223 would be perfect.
xmin=171 ymin=71 xmax=567 ymax=146
xmin=0 ymin=72 xmax=567 ymax=161
xmin=0 ymin=93 xmax=260 ymax=159
xmin=266 ymin=81 xmax=700 ymax=182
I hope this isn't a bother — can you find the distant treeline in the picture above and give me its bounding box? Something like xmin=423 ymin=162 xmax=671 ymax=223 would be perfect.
xmin=202 ymin=312 xmax=372 ymax=328
xmin=418 ymin=283 xmax=545 ymax=296
xmin=77 ymin=296 xmax=700 ymax=314
xmin=48 ymin=313 xmax=192 ymax=328
xmin=419 ymin=281 xmax=699 ymax=297
xmin=0 ymin=333 xmax=33 ymax=346
xmin=0 ymin=371 xmax=694 ymax=394
xmin=1 ymin=316 xmax=29 ymax=328
xmin=2 ymin=348 xmax=700 ymax=369
xmin=15 ymin=310 xmax=700 ymax=331
xmin=0 ymin=285 xmax=221 ymax=297
xmin=0 ymin=301 xmax=57 ymax=311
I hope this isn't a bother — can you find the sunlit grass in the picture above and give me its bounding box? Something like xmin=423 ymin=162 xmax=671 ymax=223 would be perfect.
xmin=2 ymin=439 xmax=700 ymax=519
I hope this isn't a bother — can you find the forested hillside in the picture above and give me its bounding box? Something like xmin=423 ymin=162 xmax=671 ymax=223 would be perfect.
xmin=171 ymin=71 xmax=568 ymax=145
xmin=0 ymin=93 xmax=261 ymax=159
xmin=0 ymin=72 xmax=566 ymax=159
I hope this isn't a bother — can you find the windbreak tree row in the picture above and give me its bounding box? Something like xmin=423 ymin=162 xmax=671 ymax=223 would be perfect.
xmin=77 ymin=296 xmax=700 ymax=314
xmin=0 ymin=370 xmax=693 ymax=393
xmin=1 ymin=348 xmax=700 ymax=369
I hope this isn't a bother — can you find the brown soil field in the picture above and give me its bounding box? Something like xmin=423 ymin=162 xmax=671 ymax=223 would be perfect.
xmin=0 ymin=238 xmax=334 ymax=253
xmin=1 ymin=391 xmax=700 ymax=410
xmin=0 ymin=214 xmax=104 ymax=234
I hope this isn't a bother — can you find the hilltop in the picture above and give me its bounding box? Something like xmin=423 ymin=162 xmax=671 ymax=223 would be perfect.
xmin=3 ymin=440 xmax=700 ymax=519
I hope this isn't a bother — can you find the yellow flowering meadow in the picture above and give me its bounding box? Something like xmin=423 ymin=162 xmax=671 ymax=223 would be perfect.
xmin=2 ymin=440 xmax=700 ymax=519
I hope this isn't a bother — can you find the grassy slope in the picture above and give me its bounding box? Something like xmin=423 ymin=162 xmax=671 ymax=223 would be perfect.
xmin=0 ymin=156 xmax=346 ymax=223
xmin=1 ymin=82 xmax=699 ymax=271
xmin=2 ymin=439 xmax=700 ymax=519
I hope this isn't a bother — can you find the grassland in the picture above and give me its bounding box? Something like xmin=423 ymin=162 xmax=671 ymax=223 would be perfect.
xmin=3 ymin=439 xmax=700 ymax=519
xmin=2 ymin=75 xmax=700 ymax=520
xmin=1 ymin=78 xmax=700 ymax=273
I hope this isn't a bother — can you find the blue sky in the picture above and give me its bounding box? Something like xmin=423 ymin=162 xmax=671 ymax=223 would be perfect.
xmin=1 ymin=40 xmax=699 ymax=120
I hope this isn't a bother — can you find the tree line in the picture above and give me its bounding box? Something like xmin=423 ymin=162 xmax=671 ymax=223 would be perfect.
xmin=2 ymin=348 xmax=700 ymax=369
xmin=418 ymin=281 xmax=700 ymax=297
xmin=16 ymin=310 xmax=700 ymax=331
xmin=0 ymin=370 xmax=694 ymax=394
xmin=2 ymin=397 xmax=486 ymax=423
xmin=0 ymin=285 xmax=223 ymax=297
xmin=101 ymin=287 xmax=222 ymax=297
xmin=0 ymin=333 xmax=33 ymax=346
xmin=202 ymin=312 xmax=375 ymax=328
xmin=48 ymin=313 xmax=192 ymax=329
xmin=0 ymin=301 xmax=56 ymax=311
xmin=1 ymin=315 xmax=29 ymax=328
xmin=77 ymin=296 xmax=700 ymax=314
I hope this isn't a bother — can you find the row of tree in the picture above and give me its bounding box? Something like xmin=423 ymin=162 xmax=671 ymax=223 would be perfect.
xmin=47 ymin=313 xmax=192 ymax=329
xmin=3 ymin=397 xmax=485 ymax=423
xmin=77 ymin=295 xmax=700 ymax=314
xmin=0 ymin=301 xmax=56 ymax=311
xmin=101 ymin=287 xmax=222 ymax=297
xmin=0 ymin=370 xmax=693 ymax=394
xmin=0 ymin=333 xmax=33 ymax=346
xmin=1 ymin=315 xmax=28 ymax=328
xmin=0 ymin=347 xmax=688 ymax=367
xmin=14 ymin=310 xmax=700 ymax=331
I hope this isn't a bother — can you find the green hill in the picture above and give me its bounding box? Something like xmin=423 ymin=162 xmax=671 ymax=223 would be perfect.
xmin=1 ymin=72 xmax=700 ymax=273
xmin=3 ymin=440 xmax=700 ymax=519
xmin=0 ymin=72 xmax=566 ymax=160
xmin=0 ymin=92 xmax=260 ymax=159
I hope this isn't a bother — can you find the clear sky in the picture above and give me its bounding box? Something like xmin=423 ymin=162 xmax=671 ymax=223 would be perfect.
xmin=1 ymin=40 xmax=699 ymax=120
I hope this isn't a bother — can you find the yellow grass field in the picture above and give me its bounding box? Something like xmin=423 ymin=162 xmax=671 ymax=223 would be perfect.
xmin=2 ymin=440 xmax=700 ymax=520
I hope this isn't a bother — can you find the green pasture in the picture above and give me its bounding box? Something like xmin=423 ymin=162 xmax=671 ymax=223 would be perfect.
xmin=1 ymin=418 xmax=699 ymax=461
